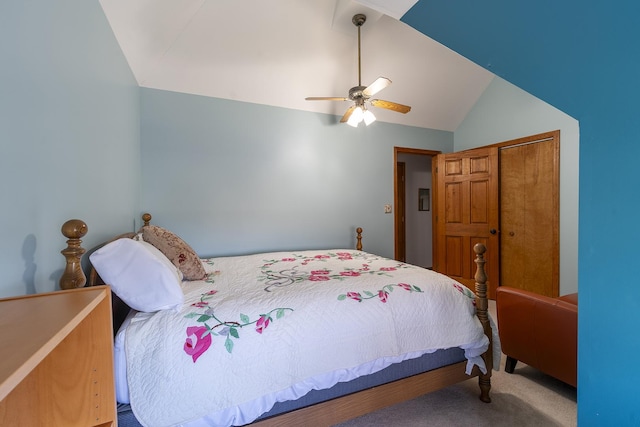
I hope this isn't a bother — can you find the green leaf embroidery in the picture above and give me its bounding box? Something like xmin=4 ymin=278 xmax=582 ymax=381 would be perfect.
xmin=225 ymin=337 xmax=234 ymax=353
xmin=185 ymin=290 xmax=293 ymax=355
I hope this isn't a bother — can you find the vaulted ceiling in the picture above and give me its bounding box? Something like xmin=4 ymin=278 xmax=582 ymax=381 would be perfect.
xmin=99 ymin=0 xmax=494 ymax=131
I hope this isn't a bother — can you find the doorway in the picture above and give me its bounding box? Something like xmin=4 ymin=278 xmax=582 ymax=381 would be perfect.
xmin=394 ymin=147 xmax=440 ymax=268
xmin=395 ymin=131 xmax=560 ymax=299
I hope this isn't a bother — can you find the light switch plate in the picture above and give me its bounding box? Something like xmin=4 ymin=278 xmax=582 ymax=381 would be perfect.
xmin=384 ymin=204 xmax=392 ymax=214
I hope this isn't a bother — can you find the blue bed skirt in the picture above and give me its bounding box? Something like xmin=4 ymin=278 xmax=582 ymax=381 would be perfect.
xmin=117 ymin=347 xmax=465 ymax=426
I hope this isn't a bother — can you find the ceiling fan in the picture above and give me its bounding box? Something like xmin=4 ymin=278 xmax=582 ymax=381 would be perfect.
xmin=305 ymin=14 xmax=411 ymax=127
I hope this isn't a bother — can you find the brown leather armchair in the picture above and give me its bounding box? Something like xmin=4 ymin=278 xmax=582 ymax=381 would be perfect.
xmin=496 ymin=286 xmax=577 ymax=387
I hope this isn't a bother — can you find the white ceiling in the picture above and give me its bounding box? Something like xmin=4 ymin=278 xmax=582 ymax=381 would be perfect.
xmin=99 ymin=0 xmax=494 ymax=131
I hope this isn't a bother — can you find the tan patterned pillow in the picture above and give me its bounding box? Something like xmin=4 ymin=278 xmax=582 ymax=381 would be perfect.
xmin=140 ymin=225 xmax=206 ymax=281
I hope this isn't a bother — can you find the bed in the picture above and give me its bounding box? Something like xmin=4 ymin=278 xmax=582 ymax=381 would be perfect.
xmin=59 ymin=214 xmax=497 ymax=427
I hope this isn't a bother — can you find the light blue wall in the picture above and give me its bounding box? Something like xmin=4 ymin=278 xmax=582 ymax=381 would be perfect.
xmin=0 ymin=0 xmax=140 ymax=298
xmin=140 ymin=88 xmax=453 ymax=259
xmin=404 ymin=1 xmax=640 ymax=424
xmin=455 ymin=76 xmax=579 ymax=296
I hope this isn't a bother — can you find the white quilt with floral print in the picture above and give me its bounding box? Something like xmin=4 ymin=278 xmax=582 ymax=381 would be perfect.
xmin=124 ymin=250 xmax=490 ymax=427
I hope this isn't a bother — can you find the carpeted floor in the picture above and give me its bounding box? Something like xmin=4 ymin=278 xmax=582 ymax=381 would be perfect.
xmin=335 ymin=300 xmax=577 ymax=427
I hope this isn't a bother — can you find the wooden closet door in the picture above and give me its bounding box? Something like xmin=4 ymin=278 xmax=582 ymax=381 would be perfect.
xmin=500 ymin=137 xmax=559 ymax=297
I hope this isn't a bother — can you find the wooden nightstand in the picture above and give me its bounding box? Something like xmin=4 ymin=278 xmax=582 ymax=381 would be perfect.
xmin=0 ymin=286 xmax=116 ymax=426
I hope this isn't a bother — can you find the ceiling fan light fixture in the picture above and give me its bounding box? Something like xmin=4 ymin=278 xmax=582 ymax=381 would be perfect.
xmin=347 ymin=106 xmax=364 ymax=127
xmin=346 ymin=106 xmax=376 ymax=127
xmin=363 ymin=109 xmax=376 ymax=126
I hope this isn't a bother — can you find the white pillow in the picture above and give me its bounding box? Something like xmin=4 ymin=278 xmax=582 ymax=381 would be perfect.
xmin=89 ymin=238 xmax=184 ymax=312
xmin=137 ymin=239 xmax=184 ymax=282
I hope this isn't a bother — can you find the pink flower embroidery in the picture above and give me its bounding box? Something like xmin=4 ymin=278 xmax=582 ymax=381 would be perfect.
xmin=184 ymin=326 xmax=212 ymax=363
xmin=339 ymin=283 xmax=422 ymax=304
xmin=206 ymin=290 xmax=218 ymax=295
xmin=191 ymin=301 xmax=209 ymax=308
xmin=340 ymin=271 xmax=361 ymax=277
xmin=256 ymin=316 xmax=271 ymax=334
xmin=314 ymin=254 xmax=330 ymax=259
xmin=378 ymin=290 xmax=389 ymax=303
xmin=309 ymin=275 xmax=330 ymax=281
xmin=380 ymin=267 xmax=397 ymax=271
xmin=347 ymin=292 xmax=362 ymax=302
xmin=337 ymin=252 xmax=353 ymax=260
xmin=311 ymin=270 xmax=330 ymax=275
xmin=281 ymin=258 xmax=296 ymax=262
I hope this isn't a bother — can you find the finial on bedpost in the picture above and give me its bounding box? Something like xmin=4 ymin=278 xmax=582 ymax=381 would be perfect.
xmin=473 ymin=242 xmax=492 ymax=403
xmin=142 ymin=212 xmax=152 ymax=226
xmin=474 ymin=243 xmax=487 ymax=300
xmin=60 ymin=219 xmax=88 ymax=290
xmin=356 ymin=227 xmax=363 ymax=251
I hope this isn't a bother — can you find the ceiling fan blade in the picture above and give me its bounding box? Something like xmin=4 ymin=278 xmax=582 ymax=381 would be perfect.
xmin=370 ymin=99 xmax=411 ymax=114
xmin=305 ymin=97 xmax=349 ymax=101
xmin=340 ymin=105 xmax=357 ymax=123
xmin=363 ymin=77 xmax=392 ymax=97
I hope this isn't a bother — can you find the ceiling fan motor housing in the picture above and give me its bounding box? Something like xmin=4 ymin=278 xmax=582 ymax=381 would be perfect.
xmin=349 ymin=86 xmax=368 ymax=101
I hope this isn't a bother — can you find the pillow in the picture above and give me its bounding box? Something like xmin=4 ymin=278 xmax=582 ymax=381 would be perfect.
xmin=89 ymin=238 xmax=184 ymax=312
xmin=140 ymin=225 xmax=207 ymax=280
xmin=138 ymin=240 xmax=184 ymax=282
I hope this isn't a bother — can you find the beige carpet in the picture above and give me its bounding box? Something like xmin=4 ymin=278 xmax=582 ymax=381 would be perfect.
xmin=335 ymin=301 xmax=577 ymax=427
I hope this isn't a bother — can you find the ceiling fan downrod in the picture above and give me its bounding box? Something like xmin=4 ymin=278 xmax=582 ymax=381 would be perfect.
xmin=353 ymin=14 xmax=366 ymax=88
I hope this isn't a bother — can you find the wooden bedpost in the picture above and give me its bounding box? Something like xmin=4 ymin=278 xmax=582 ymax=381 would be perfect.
xmin=142 ymin=212 xmax=152 ymax=226
xmin=356 ymin=227 xmax=363 ymax=251
xmin=473 ymin=243 xmax=492 ymax=403
xmin=60 ymin=219 xmax=88 ymax=290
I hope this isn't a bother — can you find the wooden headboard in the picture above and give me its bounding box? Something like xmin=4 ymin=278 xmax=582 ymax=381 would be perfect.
xmin=59 ymin=213 xmax=365 ymax=334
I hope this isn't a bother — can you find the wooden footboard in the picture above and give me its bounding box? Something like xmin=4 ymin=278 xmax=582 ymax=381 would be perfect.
xmin=59 ymin=215 xmax=492 ymax=426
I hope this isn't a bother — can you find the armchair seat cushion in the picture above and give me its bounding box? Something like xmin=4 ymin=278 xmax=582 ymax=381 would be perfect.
xmin=496 ymin=287 xmax=577 ymax=387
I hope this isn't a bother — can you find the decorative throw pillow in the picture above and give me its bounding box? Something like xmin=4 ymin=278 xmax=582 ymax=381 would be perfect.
xmin=89 ymin=238 xmax=184 ymax=312
xmin=140 ymin=224 xmax=207 ymax=280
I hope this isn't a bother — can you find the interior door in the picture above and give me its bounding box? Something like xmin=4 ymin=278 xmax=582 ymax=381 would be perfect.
xmin=433 ymin=147 xmax=499 ymax=298
xmin=499 ymin=136 xmax=559 ymax=297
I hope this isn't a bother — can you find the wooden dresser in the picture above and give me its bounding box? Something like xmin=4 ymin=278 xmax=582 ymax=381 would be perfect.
xmin=0 ymin=286 xmax=116 ymax=426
